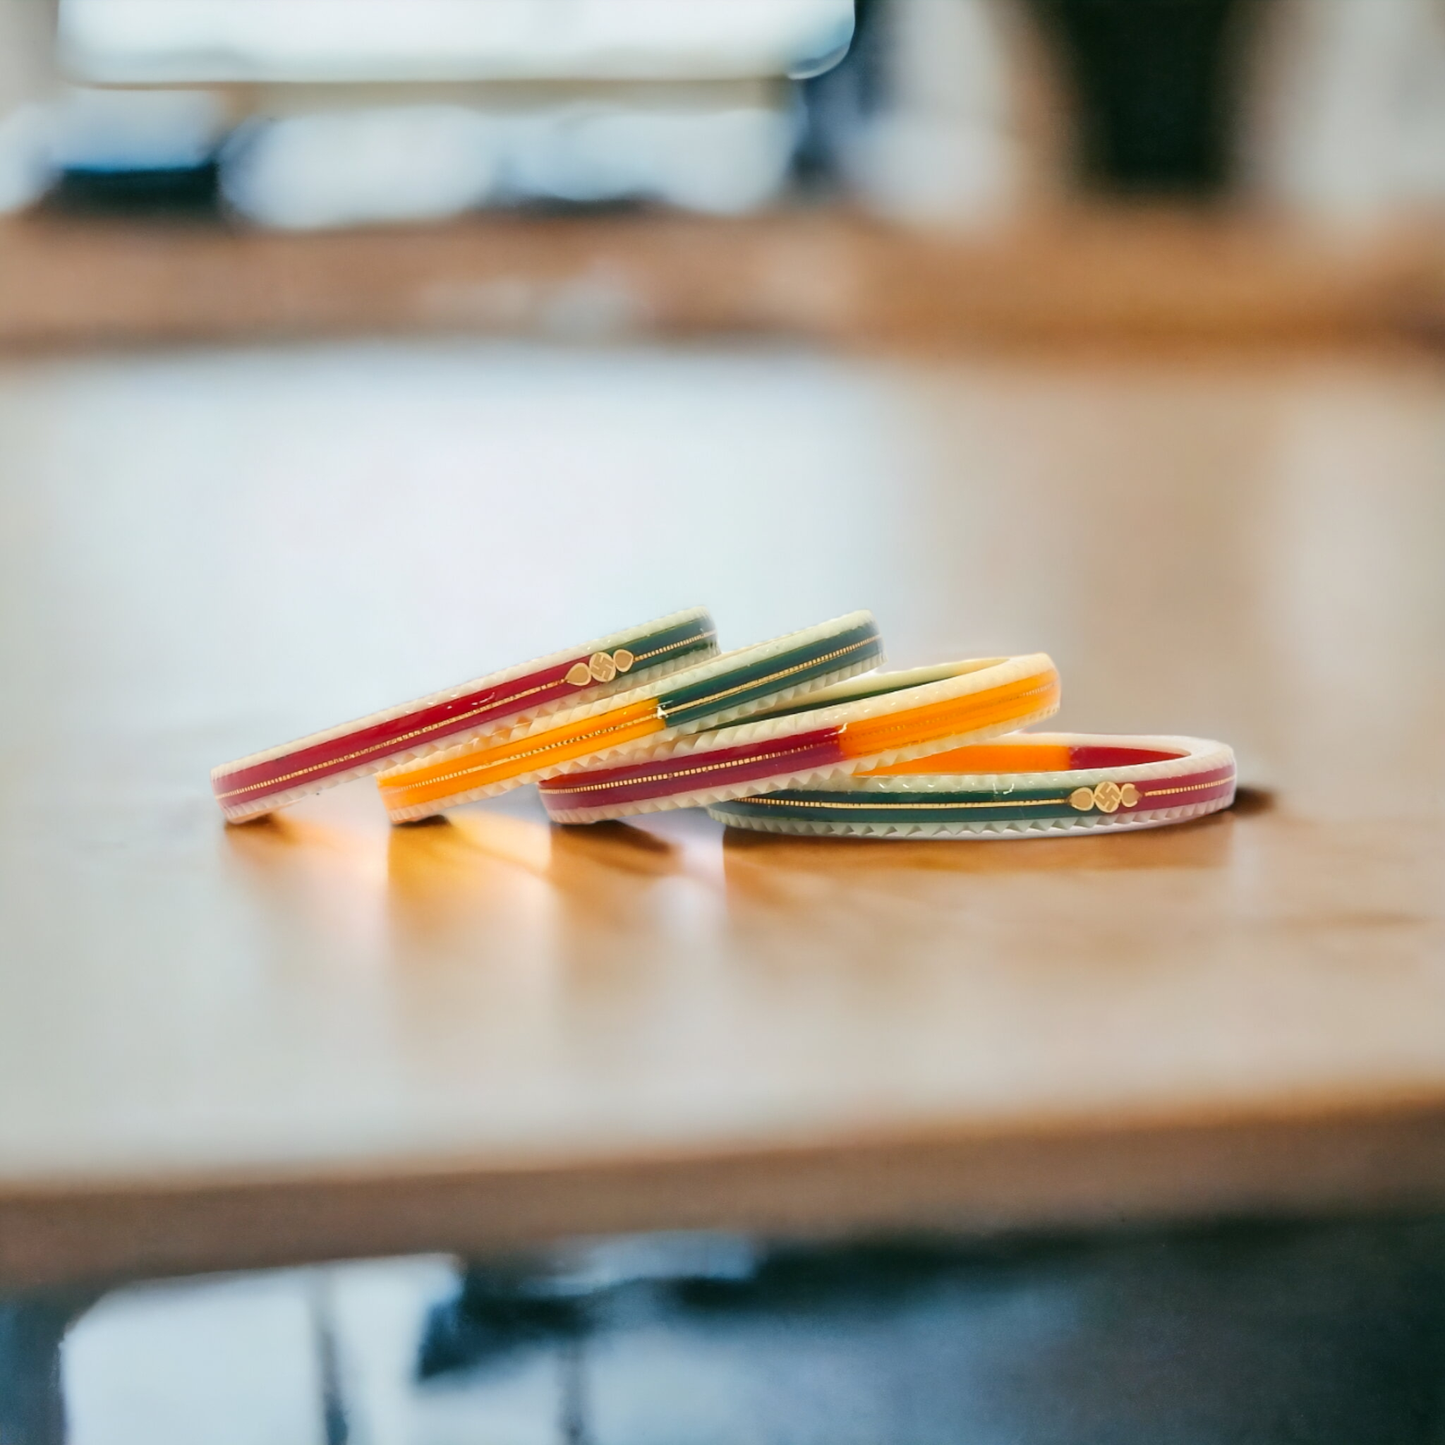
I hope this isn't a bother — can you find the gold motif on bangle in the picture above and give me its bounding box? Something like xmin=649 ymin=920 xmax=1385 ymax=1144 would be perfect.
xmin=1070 ymin=780 xmax=1140 ymax=813
xmin=566 ymin=650 xmax=633 ymax=687
xmin=1093 ymin=780 xmax=1123 ymax=813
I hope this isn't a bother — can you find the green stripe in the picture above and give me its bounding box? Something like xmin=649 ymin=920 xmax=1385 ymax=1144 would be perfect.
xmin=657 ymin=620 xmax=883 ymax=728
xmin=714 ymin=786 xmax=1080 ymax=825
xmin=629 ymin=616 xmax=716 ymax=672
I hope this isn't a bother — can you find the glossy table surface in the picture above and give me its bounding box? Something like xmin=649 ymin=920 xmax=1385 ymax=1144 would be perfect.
xmin=1 ymin=339 xmax=1443 ymax=1288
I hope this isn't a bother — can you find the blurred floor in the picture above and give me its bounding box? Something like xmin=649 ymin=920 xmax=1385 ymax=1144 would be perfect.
xmin=57 ymin=1218 xmax=1445 ymax=1445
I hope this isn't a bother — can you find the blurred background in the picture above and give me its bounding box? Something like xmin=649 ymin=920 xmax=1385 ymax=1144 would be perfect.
xmin=4 ymin=0 xmax=1445 ymax=345
xmin=5 ymin=1 xmax=1445 ymax=1441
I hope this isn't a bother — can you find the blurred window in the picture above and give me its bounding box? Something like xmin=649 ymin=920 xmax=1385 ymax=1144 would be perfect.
xmin=59 ymin=0 xmax=855 ymax=83
xmin=14 ymin=1 xmax=859 ymax=226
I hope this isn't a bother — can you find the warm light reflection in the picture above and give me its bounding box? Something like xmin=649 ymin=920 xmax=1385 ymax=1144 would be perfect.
xmin=385 ymin=811 xmax=555 ymax=950
xmin=223 ymin=810 xmax=390 ymax=887
xmin=221 ymin=809 xmax=392 ymax=971
xmin=436 ymin=810 xmax=556 ymax=877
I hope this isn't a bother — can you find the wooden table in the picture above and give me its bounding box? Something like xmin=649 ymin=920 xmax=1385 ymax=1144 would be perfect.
xmin=1 ymin=338 xmax=1443 ymax=1293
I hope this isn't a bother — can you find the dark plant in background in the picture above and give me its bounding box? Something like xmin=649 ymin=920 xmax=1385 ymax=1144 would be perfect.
xmin=1026 ymin=0 xmax=1267 ymax=195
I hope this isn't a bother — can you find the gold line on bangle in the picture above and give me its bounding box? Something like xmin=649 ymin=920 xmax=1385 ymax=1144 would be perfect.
xmin=727 ymin=795 xmax=1076 ymax=811
xmin=631 ymin=629 xmax=716 ymax=664
xmin=1140 ymin=776 xmax=1235 ymax=799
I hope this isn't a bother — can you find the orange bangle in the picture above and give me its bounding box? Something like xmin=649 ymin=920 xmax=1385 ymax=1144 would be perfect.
xmin=378 ymin=612 xmax=885 ymax=822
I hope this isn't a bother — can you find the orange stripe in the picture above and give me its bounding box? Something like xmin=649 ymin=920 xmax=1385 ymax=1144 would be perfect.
xmin=379 ymin=699 xmax=663 ymax=810
xmin=838 ymin=671 xmax=1060 ymax=763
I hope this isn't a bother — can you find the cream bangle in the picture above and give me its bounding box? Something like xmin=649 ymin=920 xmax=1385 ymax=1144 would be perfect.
xmin=539 ymin=657 xmax=1061 ymax=825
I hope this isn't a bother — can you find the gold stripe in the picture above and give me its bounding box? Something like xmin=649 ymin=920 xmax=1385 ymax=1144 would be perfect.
xmin=631 ymin=629 xmax=716 ymax=665
xmin=725 ymin=794 xmax=1075 ymax=811
xmin=1140 ymin=776 xmax=1234 ymax=799
xmin=216 ymin=629 xmax=713 ymax=801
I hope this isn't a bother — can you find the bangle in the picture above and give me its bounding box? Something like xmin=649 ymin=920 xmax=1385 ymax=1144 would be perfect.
xmin=538 ymin=656 xmax=1061 ymax=824
xmin=378 ymin=612 xmax=885 ymax=823
xmin=211 ymin=608 xmax=716 ymax=822
xmin=706 ymin=733 xmax=1235 ymax=838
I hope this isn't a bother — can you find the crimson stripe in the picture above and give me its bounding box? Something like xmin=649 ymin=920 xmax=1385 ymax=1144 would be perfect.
xmin=213 ymin=663 xmax=581 ymax=800
xmin=542 ymin=728 xmax=844 ymax=811
xmin=1068 ymin=745 xmax=1187 ymax=769
xmin=1133 ymin=766 xmax=1237 ymax=807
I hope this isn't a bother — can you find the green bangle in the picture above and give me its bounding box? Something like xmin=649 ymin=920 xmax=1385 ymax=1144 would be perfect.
xmin=708 ymin=733 xmax=1236 ymax=839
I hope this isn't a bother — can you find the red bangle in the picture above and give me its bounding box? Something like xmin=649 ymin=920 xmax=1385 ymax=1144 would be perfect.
xmin=211 ymin=609 xmax=716 ymax=822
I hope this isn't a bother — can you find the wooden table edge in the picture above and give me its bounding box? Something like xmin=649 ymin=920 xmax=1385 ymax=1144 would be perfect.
xmin=6 ymin=1096 xmax=1445 ymax=1290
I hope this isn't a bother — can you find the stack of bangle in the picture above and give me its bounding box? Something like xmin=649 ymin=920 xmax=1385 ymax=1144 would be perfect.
xmin=213 ymin=599 xmax=1239 ymax=842
xmin=377 ymin=612 xmax=885 ymax=823
xmin=706 ymin=733 xmax=1235 ymax=839
xmin=211 ymin=608 xmax=716 ymax=822
xmin=539 ymin=657 xmax=1061 ymax=825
